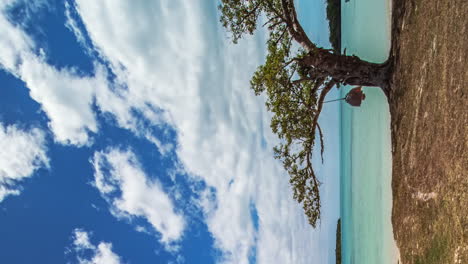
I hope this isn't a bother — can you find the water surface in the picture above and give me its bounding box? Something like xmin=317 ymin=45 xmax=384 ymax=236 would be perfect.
xmin=340 ymin=0 xmax=400 ymax=263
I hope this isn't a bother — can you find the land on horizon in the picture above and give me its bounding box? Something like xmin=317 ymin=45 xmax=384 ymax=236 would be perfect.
xmin=325 ymin=0 xmax=341 ymax=53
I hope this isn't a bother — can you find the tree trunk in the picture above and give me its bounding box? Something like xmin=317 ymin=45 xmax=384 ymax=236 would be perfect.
xmin=300 ymin=49 xmax=392 ymax=96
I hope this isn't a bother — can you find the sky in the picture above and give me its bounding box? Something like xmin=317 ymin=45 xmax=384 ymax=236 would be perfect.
xmin=0 ymin=0 xmax=340 ymax=263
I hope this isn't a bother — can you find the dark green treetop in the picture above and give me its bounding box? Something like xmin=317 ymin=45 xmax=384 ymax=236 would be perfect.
xmin=220 ymin=0 xmax=338 ymax=227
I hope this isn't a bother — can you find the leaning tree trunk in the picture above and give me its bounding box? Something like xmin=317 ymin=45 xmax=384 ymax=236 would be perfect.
xmin=300 ymin=49 xmax=392 ymax=96
xmin=278 ymin=0 xmax=393 ymax=95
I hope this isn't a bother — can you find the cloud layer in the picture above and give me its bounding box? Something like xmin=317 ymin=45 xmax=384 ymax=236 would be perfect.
xmin=70 ymin=229 xmax=122 ymax=264
xmin=0 ymin=123 xmax=48 ymax=201
xmin=0 ymin=0 xmax=339 ymax=263
xmin=92 ymin=148 xmax=185 ymax=244
xmin=0 ymin=1 xmax=109 ymax=146
xmin=72 ymin=1 xmax=337 ymax=263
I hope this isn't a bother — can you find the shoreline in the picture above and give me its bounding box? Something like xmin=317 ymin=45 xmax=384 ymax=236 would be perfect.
xmin=386 ymin=2 xmax=402 ymax=263
xmin=325 ymin=0 xmax=341 ymax=53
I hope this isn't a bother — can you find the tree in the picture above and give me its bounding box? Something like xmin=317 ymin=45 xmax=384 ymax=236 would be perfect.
xmin=325 ymin=0 xmax=341 ymax=53
xmin=219 ymin=0 xmax=393 ymax=227
xmin=336 ymin=219 xmax=342 ymax=264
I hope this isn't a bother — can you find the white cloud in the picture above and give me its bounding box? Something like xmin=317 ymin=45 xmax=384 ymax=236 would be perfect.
xmin=0 ymin=123 xmax=49 ymax=202
xmin=73 ymin=229 xmax=94 ymax=250
xmin=0 ymin=1 xmax=109 ymax=146
xmin=70 ymin=229 xmax=122 ymax=264
xmin=0 ymin=0 xmax=180 ymax=151
xmin=74 ymin=1 xmax=340 ymax=263
xmin=0 ymin=0 xmax=340 ymax=262
xmin=0 ymin=1 xmax=33 ymax=73
xmin=18 ymin=55 xmax=106 ymax=146
xmin=91 ymin=148 xmax=185 ymax=244
xmin=64 ymin=1 xmax=87 ymax=50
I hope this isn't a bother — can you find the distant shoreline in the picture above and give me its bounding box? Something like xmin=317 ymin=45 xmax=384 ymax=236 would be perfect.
xmin=335 ymin=219 xmax=341 ymax=264
xmin=325 ymin=0 xmax=341 ymax=53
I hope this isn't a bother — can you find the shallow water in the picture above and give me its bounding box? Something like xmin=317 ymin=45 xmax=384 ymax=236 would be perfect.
xmin=340 ymin=0 xmax=400 ymax=263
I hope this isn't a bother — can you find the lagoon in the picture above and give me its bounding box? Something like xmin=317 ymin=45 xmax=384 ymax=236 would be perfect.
xmin=340 ymin=0 xmax=400 ymax=263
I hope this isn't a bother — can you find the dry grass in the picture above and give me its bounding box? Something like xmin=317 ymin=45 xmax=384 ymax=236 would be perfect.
xmin=389 ymin=0 xmax=468 ymax=263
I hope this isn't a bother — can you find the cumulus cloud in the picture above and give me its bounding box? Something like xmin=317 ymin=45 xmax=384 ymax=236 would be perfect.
xmin=0 ymin=0 xmax=184 ymax=151
xmin=91 ymin=148 xmax=185 ymax=244
xmin=0 ymin=0 xmax=178 ymax=152
xmin=70 ymin=229 xmax=122 ymax=264
xmin=19 ymin=56 xmax=107 ymax=146
xmin=0 ymin=1 xmax=109 ymax=146
xmin=73 ymin=1 xmax=340 ymax=263
xmin=0 ymin=0 xmax=339 ymax=262
xmin=0 ymin=123 xmax=49 ymax=202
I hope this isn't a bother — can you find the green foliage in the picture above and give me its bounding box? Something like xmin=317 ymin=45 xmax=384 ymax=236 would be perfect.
xmin=325 ymin=0 xmax=341 ymax=53
xmin=220 ymin=0 xmax=334 ymax=228
xmin=219 ymin=0 xmax=261 ymax=44
xmin=414 ymin=234 xmax=450 ymax=264
xmin=249 ymin=24 xmax=325 ymax=228
xmin=336 ymin=219 xmax=342 ymax=264
xmin=219 ymin=0 xmax=283 ymax=44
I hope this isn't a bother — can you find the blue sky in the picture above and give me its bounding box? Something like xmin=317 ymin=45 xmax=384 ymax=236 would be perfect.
xmin=0 ymin=0 xmax=339 ymax=263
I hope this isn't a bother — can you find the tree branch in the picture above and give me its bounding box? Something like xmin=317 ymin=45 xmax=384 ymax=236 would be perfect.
xmin=263 ymin=1 xmax=286 ymax=22
xmin=316 ymin=123 xmax=325 ymax=163
xmin=291 ymin=77 xmax=315 ymax=85
xmin=279 ymin=0 xmax=317 ymax=51
xmin=262 ymin=15 xmax=280 ymax=27
xmin=309 ymin=80 xmax=336 ymax=162
xmin=236 ymin=1 xmax=263 ymax=28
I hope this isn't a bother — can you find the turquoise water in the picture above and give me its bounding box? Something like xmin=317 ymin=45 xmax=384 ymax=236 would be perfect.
xmin=340 ymin=0 xmax=400 ymax=263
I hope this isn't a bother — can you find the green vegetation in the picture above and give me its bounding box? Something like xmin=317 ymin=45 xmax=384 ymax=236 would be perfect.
xmin=336 ymin=219 xmax=341 ymax=264
xmin=325 ymin=0 xmax=341 ymax=53
xmin=219 ymin=0 xmax=391 ymax=227
xmin=413 ymin=234 xmax=449 ymax=264
xmin=220 ymin=0 xmax=335 ymax=227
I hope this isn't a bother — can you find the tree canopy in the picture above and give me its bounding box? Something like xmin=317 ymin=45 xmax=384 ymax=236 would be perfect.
xmin=219 ymin=0 xmax=391 ymax=227
xmin=220 ymin=0 xmax=335 ymax=227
